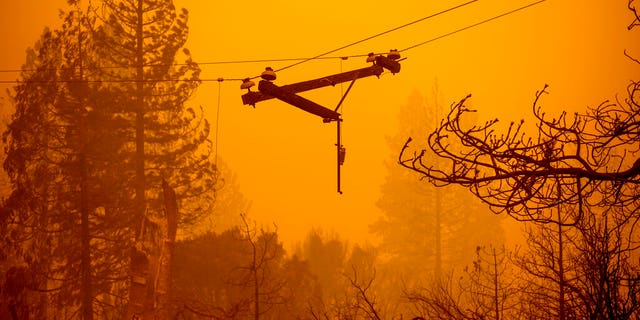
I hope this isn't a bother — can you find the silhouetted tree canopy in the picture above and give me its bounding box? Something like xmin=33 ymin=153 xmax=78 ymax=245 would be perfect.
xmin=400 ymin=3 xmax=640 ymax=319
xmin=172 ymin=224 xmax=323 ymax=320
xmin=400 ymin=80 xmax=640 ymax=224
xmin=0 ymin=0 xmax=217 ymax=318
xmin=96 ymin=0 xmax=216 ymax=228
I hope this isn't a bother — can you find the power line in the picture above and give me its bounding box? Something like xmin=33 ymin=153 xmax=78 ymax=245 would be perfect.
xmin=0 ymin=78 xmax=245 ymax=84
xmin=0 ymin=0 xmax=478 ymax=79
xmin=0 ymin=0 xmax=547 ymax=85
xmin=0 ymin=56 xmax=361 ymax=74
xmin=255 ymin=0 xmax=479 ymax=78
xmin=401 ymin=0 xmax=547 ymax=53
xmin=0 ymin=55 xmax=374 ymax=84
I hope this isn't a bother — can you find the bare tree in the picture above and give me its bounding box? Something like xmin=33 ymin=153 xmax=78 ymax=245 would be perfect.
xmin=238 ymin=214 xmax=287 ymax=320
xmin=343 ymin=264 xmax=383 ymax=320
xmin=399 ymin=34 xmax=640 ymax=223
xmin=399 ymin=83 xmax=640 ymax=224
xmin=515 ymin=220 xmax=577 ymax=319
xmin=568 ymin=204 xmax=640 ymax=319
xmin=405 ymin=246 xmax=522 ymax=320
xmin=399 ymin=3 xmax=640 ymax=318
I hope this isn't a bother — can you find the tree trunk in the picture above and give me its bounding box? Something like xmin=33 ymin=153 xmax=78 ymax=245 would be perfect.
xmin=435 ymin=188 xmax=442 ymax=279
xmin=156 ymin=180 xmax=179 ymax=320
xmin=433 ymin=97 xmax=442 ymax=279
xmin=134 ymin=0 xmax=146 ymax=240
xmin=558 ymin=183 xmax=565 ymax=320
xmin=80 ymin=110 xmax=92 ymax=320
xmin=127 ymin=0 xmax=148 ymax=318
xmin=492 ymin=247 xmax=499 ymax=320
xmin=558 ymin=203 xmax=565 ymax=320
xmin=78 ymin=29 xmax=93 ymax=320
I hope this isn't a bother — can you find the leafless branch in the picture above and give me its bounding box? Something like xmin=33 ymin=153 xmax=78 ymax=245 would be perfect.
xmin=399 ymin=84 xmax=640 ymax=224
xmin=628 ymin=0 xmax=640 ymax=30
xmin=345 ymin=264 xmax=382 ymax=320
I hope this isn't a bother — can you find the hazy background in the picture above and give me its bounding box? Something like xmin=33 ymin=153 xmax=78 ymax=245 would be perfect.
xmin=1 ymin=0 xmax=638 ymax=248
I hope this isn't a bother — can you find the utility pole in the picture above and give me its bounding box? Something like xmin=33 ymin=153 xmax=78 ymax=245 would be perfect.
xmin=240 ymin=51 xmax=403 ymax=193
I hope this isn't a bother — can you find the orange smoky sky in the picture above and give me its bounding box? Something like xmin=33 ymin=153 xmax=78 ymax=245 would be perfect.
xmin=1 ymin=1 xmax=639 ymax=248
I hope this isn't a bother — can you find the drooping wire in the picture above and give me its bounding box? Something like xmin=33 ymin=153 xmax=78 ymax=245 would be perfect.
xmin=0 ymin=78 xmax=245 ymax=84
xmin=0 ymin=0 xmax=548 ymax=85
xmin=2 ymin=0 xmax=472 ymax=77
xmin=198 ymin=56 xmax=352 ymax=66
xmin=0 ymin=56 xmax=371 ymax=83
xmin=0 ymin=0 xmax=479 ymax=79
xmin=0 ymin=56 xmax=357 ymax=74
xmin=250 ymin=0 xmax=480 ymax=79
xmin=400 ymin=0 xmax=547 ymax=53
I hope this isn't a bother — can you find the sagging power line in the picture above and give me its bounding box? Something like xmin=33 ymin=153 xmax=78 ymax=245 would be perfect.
xmin=235 ymin=0 xmax=546 ymax=193
xmin=240 ymin=50 xmax=404 ymax=194
xmin=251 ymin=0 xmax=479 ymax=78
xmin=0 ymin=0 xmax=477 ymax=82
xmin=0 ymin=0 xmax=478 ymax=78
xmin=400 ymin=0 xmax=547 ymax=53
xmin=0 ymin=56 xmax=360 ymax=74
xmin=0 ymin=0 xmax=546 ymax=85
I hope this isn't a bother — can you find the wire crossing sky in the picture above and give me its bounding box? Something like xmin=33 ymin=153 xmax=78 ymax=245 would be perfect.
xmin=0 ymin=0 xmax=548 ymax=84
xmin=0 ymin=0 xmax=636 ymax=247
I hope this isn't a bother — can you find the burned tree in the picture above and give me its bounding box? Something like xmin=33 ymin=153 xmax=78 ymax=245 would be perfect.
xmin=399 ymin=0 xmax=640 ymax=221
xmin=399 ymin=83 xmax=639 ymax=224
xmin=405 ymin=246 xmax=522 ymax=320
xmin=399 ymin=3 xmax=640 ymax=318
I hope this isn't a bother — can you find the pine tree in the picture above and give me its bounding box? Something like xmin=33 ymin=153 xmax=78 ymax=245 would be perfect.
xmin=0 ymin=0 xmax=217 ymax=315
xmin=95 ymin=0 xmax=215 ymax=230
xmin=2 ymin=7 xmax=132 ymax=318
xmin=3 ymin=27 xmax=63 ymax=318
xmin=94 ymin=1 xmax=216 ymax=317
xmin=372 ymin=85 xmax=504 ymax=284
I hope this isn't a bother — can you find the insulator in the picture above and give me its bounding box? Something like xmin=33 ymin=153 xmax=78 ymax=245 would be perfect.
xmin=240 ymin=78 xmax=255 ymax=90
xmin=387 ymin=49 xmax=401 ymax=60
xmin=366 ymin=52 xmax=376 ymax=63
xmin=261 ymin=67 xmax=276 ymax=81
